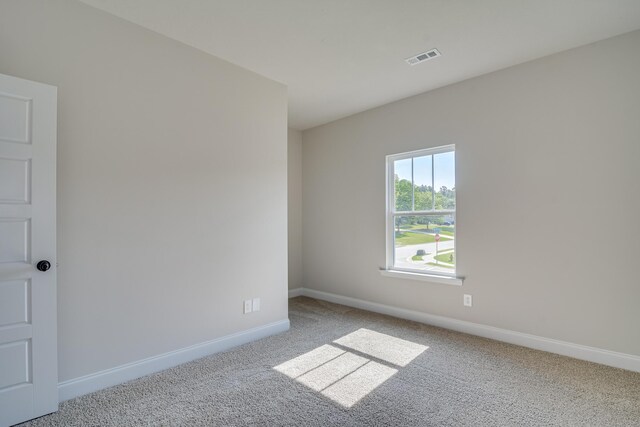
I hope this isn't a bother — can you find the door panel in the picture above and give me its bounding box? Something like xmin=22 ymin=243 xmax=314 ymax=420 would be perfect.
xmin=0 ymin=93 xmax=30 ymax=144
xmin=0 ymin=340 xmax=30 ymax=389
xmin=0 ymin=157 xmax=29 ymax=203
xmin=0 ymin=73 xmax=57 ymax=427
xmin=0 ymin=280 xmax=30 ymax=326
xmin=0 ymin=219 xmax=30 ymax=263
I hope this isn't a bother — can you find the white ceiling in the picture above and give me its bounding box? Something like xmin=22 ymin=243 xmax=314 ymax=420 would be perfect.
xmin=78 ymin=0 xmax=640 ymax=130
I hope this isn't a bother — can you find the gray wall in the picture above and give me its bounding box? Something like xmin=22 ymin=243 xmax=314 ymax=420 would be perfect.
xmin=288 ymin=128 xmax=303 ymax=290
xmin=302 ymin=30 xmax=640 ymax=356
xmin=0 ymin=0 xmax=288 ymax=382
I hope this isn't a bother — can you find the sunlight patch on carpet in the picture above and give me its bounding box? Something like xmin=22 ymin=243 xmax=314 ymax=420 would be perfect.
xmin=322 ymin=360 xmax=397 ymax=408
xmin=273 ymin=344 xmax=345 ymax=379
xmin=273 ymin=329 xmax=427 ymax=408
xmin=333 ymin=328 xmax=428 ymax=367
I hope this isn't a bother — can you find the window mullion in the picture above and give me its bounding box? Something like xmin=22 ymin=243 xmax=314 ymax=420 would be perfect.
xmin=411 ymin=157 xmax=415 ymax=211
xmin=431 ymin=154 xmax=435 ymax=210
xmin=392 ymin=210 xmax=455 ymax=217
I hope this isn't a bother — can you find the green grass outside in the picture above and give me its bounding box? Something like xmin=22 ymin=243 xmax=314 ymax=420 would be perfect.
xmin=434 ymin=251 xmax=455 ymax=264
xmin=401 ymin=224 xmax=455 ymax=237
xmin=432 ymin=225 xmax=454 ymax=237
xmin=395 ymin=231 xmax=452 ymax=246
xmin=427 ymin=262 xmax=454 ymax=269
xmin=411 ymin=255 xmax=424 ymax=261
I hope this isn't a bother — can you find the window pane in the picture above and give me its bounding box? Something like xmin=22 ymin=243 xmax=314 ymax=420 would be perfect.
xmin=413 ymin=155 xmax=433 ymax=211
xmin=394 ymin=158 xmax=412 ymax=211
xmin=434 ymin=151 xmax=455 ymax=210
xmin=394 ymin=215 xmax=455 ymax=275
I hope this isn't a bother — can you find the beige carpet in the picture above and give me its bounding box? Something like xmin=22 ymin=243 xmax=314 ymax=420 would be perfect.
xmin=21 ymin=297 xmax=640 ymax=426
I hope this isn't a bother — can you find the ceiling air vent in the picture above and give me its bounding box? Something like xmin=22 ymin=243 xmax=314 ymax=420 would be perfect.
xmin=405 ymin=49 xmax=441 ymax=66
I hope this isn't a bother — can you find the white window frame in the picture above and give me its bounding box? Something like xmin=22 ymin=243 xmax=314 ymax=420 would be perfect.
xmin=383 ymin=144 xmax=463 ymax=285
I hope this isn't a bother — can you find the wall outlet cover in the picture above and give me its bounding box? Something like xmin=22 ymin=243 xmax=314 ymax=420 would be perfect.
xmin=463 ymin=294 xmax=472 ymax=307
xmin=244 ymin=300 xmax=252 ymax=314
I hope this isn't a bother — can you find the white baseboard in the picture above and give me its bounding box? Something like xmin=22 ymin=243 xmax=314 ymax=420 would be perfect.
xmin=288 ymin=287 xmax=303 ymax=298
xmin=58 ymin=319 xmax=290 ymax=402
xmin=299 ymin=288 xmax=640 ymax=373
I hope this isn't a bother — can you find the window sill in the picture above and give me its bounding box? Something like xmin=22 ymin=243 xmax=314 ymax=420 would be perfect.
xmin=380 ymin=269 xmax=464 ymax=286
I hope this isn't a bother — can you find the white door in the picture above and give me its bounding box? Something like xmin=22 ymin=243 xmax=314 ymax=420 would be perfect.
xmin=0 ymin=73 xmax=57 ymax=427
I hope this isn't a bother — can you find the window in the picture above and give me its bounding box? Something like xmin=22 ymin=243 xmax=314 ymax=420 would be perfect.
xmin=385 ymin=145 xmax=457 ymax=280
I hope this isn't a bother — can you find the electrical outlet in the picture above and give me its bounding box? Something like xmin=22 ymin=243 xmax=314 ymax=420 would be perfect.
xmin=463 ymin=294 xmax=472 ymax=307
xmin=252 ymin=298 xmax=261 ymax=312
xmin=243 ymin=299 xmax=252 ymax=314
